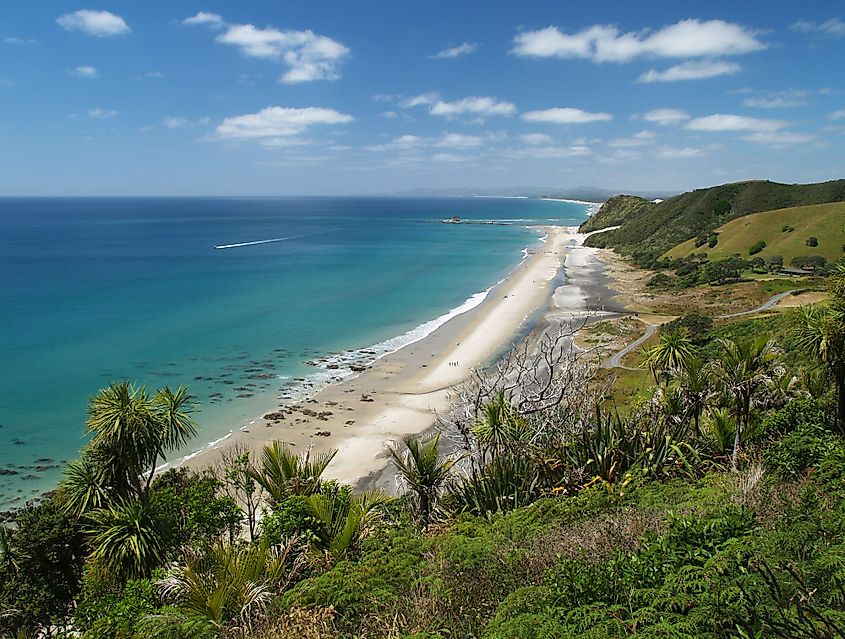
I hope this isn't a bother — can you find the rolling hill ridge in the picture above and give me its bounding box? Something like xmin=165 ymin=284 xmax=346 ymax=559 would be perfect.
xmin=581 ymin=179 xmax=845 ymax=266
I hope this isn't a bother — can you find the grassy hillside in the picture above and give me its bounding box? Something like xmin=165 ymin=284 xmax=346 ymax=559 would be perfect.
xmin=667 ymin=201 xmax=845 ymax=263
xmin=579 ymin=194 xmax=653 ymax=233
xmin=581 ymin=179 xmax=845 ymax=266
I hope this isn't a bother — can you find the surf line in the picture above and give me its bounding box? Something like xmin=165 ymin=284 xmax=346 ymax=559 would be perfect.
xmin=214 ymin=237 xmax=291 ymax=250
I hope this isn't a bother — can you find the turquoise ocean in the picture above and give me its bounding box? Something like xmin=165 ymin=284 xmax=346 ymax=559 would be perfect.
xmin=0 ymin=197 xmax=590 ymax=508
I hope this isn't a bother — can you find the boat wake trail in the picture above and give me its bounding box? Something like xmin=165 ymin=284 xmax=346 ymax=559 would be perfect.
xmin=214 ymin=237 xmax=291 ymax=250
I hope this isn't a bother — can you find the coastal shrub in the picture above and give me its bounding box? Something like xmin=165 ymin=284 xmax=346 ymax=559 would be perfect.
xmin=714 ymin=199 xmax=732 ymax=216
xmin=149 ymin=468 xmax=242 ymax=551
xmin=749 ymin=240 xmax=767 ymax=255
xmin=764 ymin=422 xmax=844 ymax=479
xmin=74 ymin=578 xmax=161 ymax=639
xmin=791 ymin=254 xmax=827 ymax=272
xmin=261 ymin=495 xmax=321 ymax=545
xmin=782 ymin=224 xmax=795 ymax=233
xmin=662 ymin=312 xmax=713 ymax=343
xmin=807 ymin=236 xmax=819 ymax=247
xmin=703 ymin=257 xmax=745 ymax=285
xmin=766 ymin=255 xmax=784 ymax=272
xmin=0 ymin=497 xmax=85 ymax=636
xmin=708 ymin=233 xmax=719 ymax=248
xmin=646 ymin=272 xmax=673 ymax=288
xmin=757 ymin=396 xmax=835 ymax=441
xmin=282 ymin=528 xmax=428 ymax=630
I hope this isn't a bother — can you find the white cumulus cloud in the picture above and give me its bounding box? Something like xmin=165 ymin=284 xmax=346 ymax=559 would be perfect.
xmin=57 ymin=10 xmax=130 ymax=37
xmin=608 ymin=131 xmax=656 ymax=147
xmin=68 ymin=65 xmax=98 ymax=78
xmin=741 ymin=90 xmax=810 ymax=109
xmin=512 ymin=19 xmax=765 ymax=62
xmin=365 ymin=132 xmax=484 ymax=152
xmin=431 ymin=153 xmax=474 ymax=162
xmin=183 ymin=12 xmax=224 ymax=27
xmin=185 ymin=14 xmax=349 ymax=84
xmin=511 ymin=145 xmax=592 ymax=159
xmin=744 ymin=131 xmax=816 ymax=145
xmin=432 ymin=133 xmax=484 ymax=148
xmin=686 ymin=114 xmax=787 ymax=132
xmin=88 ymin=107 xmax=118 ymax=119
xmin=641 ymin=108 xmax=690 ymax=125
xmin=654 ymin=146 xmax=703 ymax=159
xmin=213 ymin=106 xmax=353 ymax=141
xmin=639 ymin=60 xmax=740 ymax=83
xmin=519 ymin=133 xmax=554 ymax=145
xmin=791 ymin=18 xmax=845 ymax=38
xmin=429 ymin=97 xmax=517 ymax=118
xmin=163 ymin=116 xmax=189 ymax=129
xmin=522 ymin=107 xmax=612 ymax=124
xmin=432 ymin=42 xmax=478 ymax=59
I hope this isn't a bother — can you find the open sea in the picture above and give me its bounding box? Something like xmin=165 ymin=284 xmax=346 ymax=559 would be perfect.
xmin=0 ymin=196 xmax=590 ymax=509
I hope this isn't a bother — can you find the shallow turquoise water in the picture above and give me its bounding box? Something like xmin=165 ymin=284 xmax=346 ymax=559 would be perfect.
xmin=0 ymin=196 xmax=589 ymax=507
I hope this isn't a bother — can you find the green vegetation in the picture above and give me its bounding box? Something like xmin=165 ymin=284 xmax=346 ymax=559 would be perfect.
xmin=579 ymin=194 xmax=652 ymax=233
xmin=749 ymin=239 xmax=767 ymax=255
xmin=583 ymin=179 xmax=845 ymax=266
xmin=2 ymin=266 xmax=845 ymax=639
xmin=667 ymin=201 xmax=845 ymax=265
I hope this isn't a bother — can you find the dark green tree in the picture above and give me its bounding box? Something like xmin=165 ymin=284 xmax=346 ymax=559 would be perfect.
xmin=0 ymin=499 xmax=85 ymax=636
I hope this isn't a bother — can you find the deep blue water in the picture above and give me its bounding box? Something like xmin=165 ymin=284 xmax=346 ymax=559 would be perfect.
xmin=0 ymin=196 xmax=589 ymax=508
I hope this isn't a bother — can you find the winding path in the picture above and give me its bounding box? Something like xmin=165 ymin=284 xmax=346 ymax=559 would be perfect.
xmin=603 ymin=322 xmax=657 ymax=370
xmin=602 ymin=289 xmax=802 ymax=370
xmin=715 ymin=289 xmax=801 ymax=319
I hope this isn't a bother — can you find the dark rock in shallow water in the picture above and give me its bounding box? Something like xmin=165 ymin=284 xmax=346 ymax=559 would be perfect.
xmin=11 ymin=439 xmax=24 ymax=445
xmin=0 ymin=469 xmax=18 ymax=476
xmin=35 ymin=458 xmax=53 ymax=463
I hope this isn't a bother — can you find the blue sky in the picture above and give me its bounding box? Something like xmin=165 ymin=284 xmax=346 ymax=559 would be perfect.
xmin=1 ymin=1 xmax=844 ymax=195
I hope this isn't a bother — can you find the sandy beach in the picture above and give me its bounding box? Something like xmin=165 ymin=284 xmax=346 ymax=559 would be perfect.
xmin=181 ymin=225 xmax=611 ymax=489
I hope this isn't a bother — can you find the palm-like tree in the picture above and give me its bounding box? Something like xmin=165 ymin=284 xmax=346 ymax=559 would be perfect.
xmin=247 ymin=442 xmax=337 ymax=506
xmin=388 ymin=433 xmax=457 ymax=525
xmin=84 ymin=382 xmax=198 ymax=499
xmin=704 ymin=408 xmax=737 ymax=459
xmin=145 ymin=386 xmax=198 ymax=490
xmin=671 ymin=355 xmax=712 ymax=436
xmin=155 ymin=537 xmax=303 ymax=634
xmin=58 ymin=449 xmax=112 ymax=517
xmin=306 ymin=491 xmax=392 ymax=560
xmin=713 ymin=336 xmax=780 ymax=466
xmin=85 ymin=382 xmax=157 ymax=496
xmin=86 ymin=498 xmax=165 ymax=580
xmin=791 ymin=287 xmax=845 ymax=433
xmin=473 ymin=391 xmax=530 ymax=456
xmin=641 ymin=330 xmax=696 ymax=385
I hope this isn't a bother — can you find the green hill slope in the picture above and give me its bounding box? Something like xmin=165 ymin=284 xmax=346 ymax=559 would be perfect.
xmin=666 ymin=202 xmax=845 ymax=263
xmin=581 ymin=179 xmax=845 ymax=266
